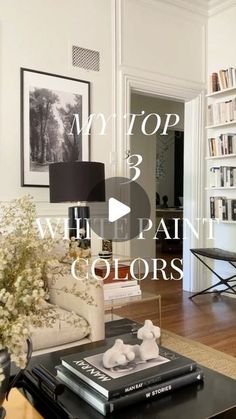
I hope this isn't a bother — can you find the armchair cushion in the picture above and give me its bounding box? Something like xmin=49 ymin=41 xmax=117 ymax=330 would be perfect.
xmin=30 ymin=305 xmax=90 ymax=351
xmin=48 ymin=268 xmax=105 ymax=342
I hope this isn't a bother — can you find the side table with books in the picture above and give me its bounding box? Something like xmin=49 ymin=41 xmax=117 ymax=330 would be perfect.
xmin=11 ymin=319 xmax=236 ymax=419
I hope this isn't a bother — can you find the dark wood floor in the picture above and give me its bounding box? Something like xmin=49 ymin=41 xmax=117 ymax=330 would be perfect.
xmin=116 ymin=252 xmax=236 ymax=357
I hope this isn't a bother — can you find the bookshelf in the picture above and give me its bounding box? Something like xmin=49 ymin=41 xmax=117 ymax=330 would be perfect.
xmin=206 ymin=70 xmax=236 ymax=222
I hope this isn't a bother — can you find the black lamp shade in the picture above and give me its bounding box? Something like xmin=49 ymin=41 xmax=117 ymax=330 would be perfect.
xmin=49 ymin=161 xmax=105 ymax=203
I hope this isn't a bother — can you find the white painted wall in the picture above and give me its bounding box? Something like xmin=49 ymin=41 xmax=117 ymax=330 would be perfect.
xmin=207 ymin=5 xmax=236 ymax=287
xmin=0 ymin=0 xmax=113 ymax=208
xmin=208 ymin=5 xmax=236 ymax=74
xmin=119 ymin=0 xmax=206 ymax=85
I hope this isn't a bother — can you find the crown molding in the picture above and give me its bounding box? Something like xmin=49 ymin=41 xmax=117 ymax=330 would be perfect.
xmin=139 ymin=0 xmax=208 ymax=17
xmin=209 ymin=0 xmax=236 ymax=16
xmin=150 ymin=0 xmax=236 ymax=17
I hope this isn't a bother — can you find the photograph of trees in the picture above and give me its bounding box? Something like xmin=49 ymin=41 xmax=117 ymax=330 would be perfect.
xmin=21 ymin=68 xmax=90 ymax=186
xmin=30 ymin=87 xmax=82 ymax=172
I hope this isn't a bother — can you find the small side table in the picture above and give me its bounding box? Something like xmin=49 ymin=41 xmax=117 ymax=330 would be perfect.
xmin=190 ymin=247 xmax=236 ymax=299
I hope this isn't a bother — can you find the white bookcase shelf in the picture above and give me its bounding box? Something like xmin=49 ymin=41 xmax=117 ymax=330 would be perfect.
xmin=206 ymin=86 xmax=236 ymax=98
xmin=206 ymin=187 xmax=236 ymax=191
xmin=206 ymin=154 xmax=236 ymax=160
xmin=212 ymin=220 xmax=236 ymax=224
xmin=206 ymin=121 xmax=236 ymax=129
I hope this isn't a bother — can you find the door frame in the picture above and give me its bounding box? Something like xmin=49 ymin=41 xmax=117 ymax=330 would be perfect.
xmin=114 ymin=71 xmax=205 ymax=292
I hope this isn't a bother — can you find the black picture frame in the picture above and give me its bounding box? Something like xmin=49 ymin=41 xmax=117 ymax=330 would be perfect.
xmin=21 ymin=68 xmax=90 ymax=187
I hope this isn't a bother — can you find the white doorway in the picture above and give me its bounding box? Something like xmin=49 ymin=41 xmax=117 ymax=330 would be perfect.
xmin=129 ymin=93 xmax=185 ymax=280
xmin=114 ymin=73 xmax=205 ymax=292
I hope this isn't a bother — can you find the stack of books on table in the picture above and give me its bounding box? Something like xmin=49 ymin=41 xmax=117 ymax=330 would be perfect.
xmin=94 ymin=263 xmax=141 ymax=301
xmin=103 ymin=280 xmax=141 ymax=301
xmin=56 ymin=336 xmax=204 ymax=416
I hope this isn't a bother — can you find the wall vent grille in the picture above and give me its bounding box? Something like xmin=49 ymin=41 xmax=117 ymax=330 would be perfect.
xmin=72 ymin=45 xmax=100 ymax=71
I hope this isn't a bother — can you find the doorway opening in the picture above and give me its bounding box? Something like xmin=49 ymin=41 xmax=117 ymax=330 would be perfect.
xmin=130 ymin=92 xmax=185 ymax=282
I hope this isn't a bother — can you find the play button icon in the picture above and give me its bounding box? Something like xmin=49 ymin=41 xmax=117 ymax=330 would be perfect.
xmin=108 ymin=198 xmax=131 ymax=222
xmin=89 ymin=176 xmax=151 ymax=242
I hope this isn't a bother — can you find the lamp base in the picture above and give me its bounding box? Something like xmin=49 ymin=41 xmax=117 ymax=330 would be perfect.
xmin=68 ymin=206 xmax=90 ymax=247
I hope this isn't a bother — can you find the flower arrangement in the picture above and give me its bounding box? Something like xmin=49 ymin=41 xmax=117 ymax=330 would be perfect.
xmin=0 ymin=195 xmax=96 ymax=383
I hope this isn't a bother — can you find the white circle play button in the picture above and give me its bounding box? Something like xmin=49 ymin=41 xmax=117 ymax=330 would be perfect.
xmin=108 ymin=198 xmax=131 ymax=222
xmin=89 ymin=176 xmax=151 ymax=242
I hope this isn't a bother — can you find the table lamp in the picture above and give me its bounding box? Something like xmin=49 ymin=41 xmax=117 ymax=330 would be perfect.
xmin=49 ymin=161 xmax=105 ymax=246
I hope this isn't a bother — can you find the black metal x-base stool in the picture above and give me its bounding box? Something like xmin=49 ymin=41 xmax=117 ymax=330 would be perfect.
xmin=190 ymin=247 xmax=236 ymax=299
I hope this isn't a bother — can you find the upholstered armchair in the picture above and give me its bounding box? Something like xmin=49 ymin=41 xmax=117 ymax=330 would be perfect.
xmin=30 ymin=271 xmax=104 ymax=356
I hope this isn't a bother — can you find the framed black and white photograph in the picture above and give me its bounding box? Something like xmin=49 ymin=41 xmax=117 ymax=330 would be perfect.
xmin=21 ymin=68 xmax=90 ymax=186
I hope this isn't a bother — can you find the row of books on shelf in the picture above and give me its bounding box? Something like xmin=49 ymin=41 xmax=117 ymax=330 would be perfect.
xmin=210 ymin=197 xmax=236 ymax=221
xmin=56 ymin=335 xmax=204 ymax=415
xmin=208 ymin=67 xmax=236 ymax=93
xmin=207 ymin=98 xmax=236 ymax=126
xmin=210 ymin=166 xmax=236 ymax=188
xmin=208 ymin=133 xmax=236 ymax=156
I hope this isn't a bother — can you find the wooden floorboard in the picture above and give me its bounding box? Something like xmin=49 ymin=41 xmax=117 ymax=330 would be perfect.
xmin=115 ymin=275 xmax=236 ymax=357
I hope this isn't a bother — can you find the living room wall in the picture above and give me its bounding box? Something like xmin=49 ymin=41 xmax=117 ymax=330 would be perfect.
xmin=119 ymin=0 xmax=206 ymax=85
xmin=0 ymin=0 xmax=113 ymax=218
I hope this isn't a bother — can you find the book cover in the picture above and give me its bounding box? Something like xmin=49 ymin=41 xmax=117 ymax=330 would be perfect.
xmin=210 ymin=197 xmax=215 ymax=219
xmin=227 ymin=199 xmax=232 ymax=221
xmin=56 ymin=365 xmax=204 ymax=416
xmin=231 ymin=199 xmax=236 ymax=220
xmin=61 ymin=335 xmax=197 ymax=399
xmin=222 ymin=198 xmax=228 ymax=220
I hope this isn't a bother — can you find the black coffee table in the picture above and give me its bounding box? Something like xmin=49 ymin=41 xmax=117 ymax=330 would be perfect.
xmin=15 ymin=319 xmax=236 ymax=419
